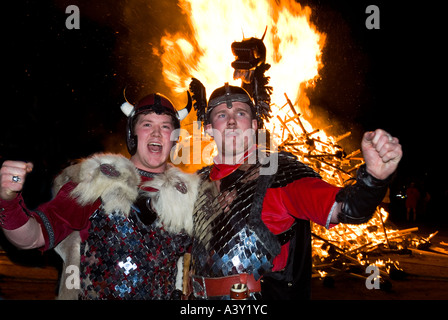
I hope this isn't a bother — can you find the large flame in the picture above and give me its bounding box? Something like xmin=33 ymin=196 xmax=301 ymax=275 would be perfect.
xmin=159 ymin=0 xmax=328 ymax=166
xmin=160 ymin=0 xmax=325 ymax=112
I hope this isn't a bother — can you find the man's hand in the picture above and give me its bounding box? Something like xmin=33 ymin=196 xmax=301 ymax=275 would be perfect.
xmin=361 ymin=129 xmax=402 ymax=180
xmin=0 ymin=161 xmax=33 ymax=201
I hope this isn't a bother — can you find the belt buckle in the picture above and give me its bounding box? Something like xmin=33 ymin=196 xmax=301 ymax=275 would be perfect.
xmin=230 ymin=283 xmax=249 ymax=300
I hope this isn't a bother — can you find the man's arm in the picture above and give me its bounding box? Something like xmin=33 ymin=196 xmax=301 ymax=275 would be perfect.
xmin=330 ymin=129 xmax=402 ymax=224
xmin=3 ymin=217 xmax=45 ymax=249
xmin=1 ymin=160 xmax=45 ymax=249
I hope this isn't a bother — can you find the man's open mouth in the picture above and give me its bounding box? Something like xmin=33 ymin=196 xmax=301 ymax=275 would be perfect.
xmin=148 ymin=142 xmax=163 ymax=153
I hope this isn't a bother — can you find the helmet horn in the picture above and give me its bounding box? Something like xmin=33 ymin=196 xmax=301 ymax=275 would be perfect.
xmin=177 ymin=91 xmax=192 ymax=121
xmin=120 ymin=101 xmax=134 ymax=117
xmin=120 ymin=87 xmax=135 ymax=117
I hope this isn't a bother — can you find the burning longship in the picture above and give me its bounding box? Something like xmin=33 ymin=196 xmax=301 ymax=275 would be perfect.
xmin=158 ymin=0 xmax=430 ymax=286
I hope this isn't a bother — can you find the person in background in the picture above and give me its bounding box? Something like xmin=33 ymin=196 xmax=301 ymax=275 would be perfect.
xmin=406 ymin=182 xmax=420 ymax=222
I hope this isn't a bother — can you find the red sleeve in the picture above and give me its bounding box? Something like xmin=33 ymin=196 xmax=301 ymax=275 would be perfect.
xmin=261 ymin=177 xmax=341 ymax=271
xmin=32 ymin=182 xmax=100 ymax=251
xmin=262 ymin=177 xmax=341 ymax=234
xmin=281 ymin=177 xmax=341 ymax=227
xmin=0 ymin=194 xmax=32 ymax=230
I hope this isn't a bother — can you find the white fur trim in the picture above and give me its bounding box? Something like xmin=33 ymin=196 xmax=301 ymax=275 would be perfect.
xmin=70 ymin=153 xmax=140 ymax=216
xmin=142 ymin=167 xmax=199 ymax=235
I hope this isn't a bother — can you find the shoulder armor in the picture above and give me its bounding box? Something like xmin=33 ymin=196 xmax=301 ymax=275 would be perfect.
xmin=269 ymin=151 xmax=321 ymax=188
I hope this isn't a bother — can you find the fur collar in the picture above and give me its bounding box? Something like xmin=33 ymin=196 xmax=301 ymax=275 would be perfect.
xmin=53 ymin=153 xmax=199 ymax=235
xmin=142 ymin=166 xmax=200 ymax=236
xmin=53 ymin=153 xmax=140 ymax=216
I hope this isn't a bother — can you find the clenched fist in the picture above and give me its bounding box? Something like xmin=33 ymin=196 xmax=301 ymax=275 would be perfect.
xmin=361 ymin=129 xmax=403 ymax=180
xmin=0 ymin=161 xmax=34 ymax=201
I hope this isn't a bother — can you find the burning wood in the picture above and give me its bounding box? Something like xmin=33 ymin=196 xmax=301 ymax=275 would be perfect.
xmin=157 ymin=0 xmax=446 ymax=289
xmin=267 ymin=93 xmax=444 ymax=287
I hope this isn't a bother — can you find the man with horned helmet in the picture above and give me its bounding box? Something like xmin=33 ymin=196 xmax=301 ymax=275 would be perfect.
xmin=0 ymin=92 xmax=195 ymax=299
xmin=186 ymin=80 xmax=402 ymax=299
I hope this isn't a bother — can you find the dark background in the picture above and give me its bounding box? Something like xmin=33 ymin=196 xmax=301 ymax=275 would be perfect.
xmin=1 ymin=0 xmax=446 ymax=221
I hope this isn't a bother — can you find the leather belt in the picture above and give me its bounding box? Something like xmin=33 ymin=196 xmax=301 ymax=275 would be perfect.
xmin=192 ymin=273 xmax=261 ymax=299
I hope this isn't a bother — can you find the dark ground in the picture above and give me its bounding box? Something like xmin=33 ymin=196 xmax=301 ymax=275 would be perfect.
xmin=311 ymin=220 xmax=448 ymax=300
xmin=1 ymin=219 xmax=447 ymax=300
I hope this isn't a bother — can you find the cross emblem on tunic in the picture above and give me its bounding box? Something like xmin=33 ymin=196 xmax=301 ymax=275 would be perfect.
xmin=118 ymin=256 xmax=137 ymax=275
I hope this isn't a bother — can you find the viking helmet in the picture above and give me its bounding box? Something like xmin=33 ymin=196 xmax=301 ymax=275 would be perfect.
xmin=190 ymin=79 xmax=271 ymax=128
xmin=121 ymin=92 xmax=192 ymax=155
xmin=207 ymin=83 xmax=255 ymax=123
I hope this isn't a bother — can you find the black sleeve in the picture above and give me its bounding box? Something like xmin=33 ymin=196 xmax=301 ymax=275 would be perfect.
xmin=336 ymin=165 xmax=393 ymax=225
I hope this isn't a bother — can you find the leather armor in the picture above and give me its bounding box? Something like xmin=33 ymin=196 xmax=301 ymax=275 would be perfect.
xmin=190 ymin=152 xmax=320 ymax=296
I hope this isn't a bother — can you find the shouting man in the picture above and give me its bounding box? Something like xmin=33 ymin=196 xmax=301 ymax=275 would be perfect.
xmin=0 ymin=92 xmax=195 ymax=299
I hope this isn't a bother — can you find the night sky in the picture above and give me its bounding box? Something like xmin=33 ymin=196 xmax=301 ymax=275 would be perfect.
xmin=1 ymin=1 xmax=446 ymax=212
